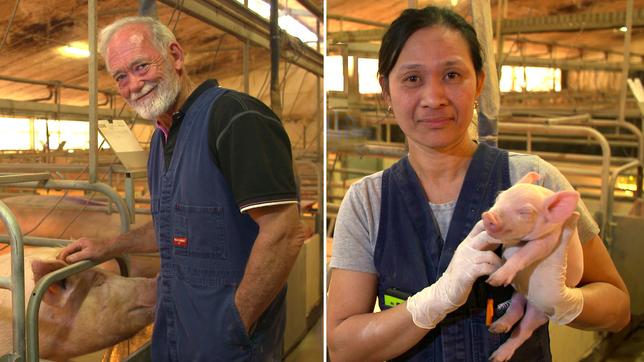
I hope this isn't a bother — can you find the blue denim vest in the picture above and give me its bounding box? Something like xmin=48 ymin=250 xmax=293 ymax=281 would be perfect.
xmin=147 ymin=85 xmax=286 ymax=361
xmin=374 ymin=143 xmax=551 ymax=361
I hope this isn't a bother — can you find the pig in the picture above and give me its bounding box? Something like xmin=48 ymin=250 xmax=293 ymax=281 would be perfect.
xmin=0 ymin=195 xmax=160 ymax=278
xmin=0 ymin=247 xmax=156 ymax=361
xmin=481 ymin=172 xmax=584 ymax=362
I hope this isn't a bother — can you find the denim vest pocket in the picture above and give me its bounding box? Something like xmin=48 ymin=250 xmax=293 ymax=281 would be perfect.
xmin=169 ymin=279 xmax=253 ymax=361
xmin=172 ymin=202 xmax=227 ymax=260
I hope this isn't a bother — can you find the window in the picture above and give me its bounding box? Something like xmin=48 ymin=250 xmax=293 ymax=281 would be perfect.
xmin=499 ymin=65 xmax=561 ymax=92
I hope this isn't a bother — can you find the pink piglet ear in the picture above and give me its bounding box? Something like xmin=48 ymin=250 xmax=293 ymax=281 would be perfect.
xmin=543 ymin=190 xmax=580 ymax=224
xmin=517 ymin=172 xmax=540 ymax=184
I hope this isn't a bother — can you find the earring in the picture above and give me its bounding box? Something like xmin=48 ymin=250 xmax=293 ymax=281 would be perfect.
xmin=387 ymin=105 xmax=392 ymax=114
xmin=474 ymin=100 xmax=479 ymax=109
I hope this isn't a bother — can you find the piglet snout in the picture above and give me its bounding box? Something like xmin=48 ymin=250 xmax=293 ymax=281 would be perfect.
xmin=482 ymin=211 xmax=502 ymax=234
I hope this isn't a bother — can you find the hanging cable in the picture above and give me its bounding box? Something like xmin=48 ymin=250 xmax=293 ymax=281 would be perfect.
xmin=0 ymin=0 xmax=21 ymax=53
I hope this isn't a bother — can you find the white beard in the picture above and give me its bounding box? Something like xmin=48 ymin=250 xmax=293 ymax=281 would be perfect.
xmin=127 ymin=67 xmax=181 ymax=120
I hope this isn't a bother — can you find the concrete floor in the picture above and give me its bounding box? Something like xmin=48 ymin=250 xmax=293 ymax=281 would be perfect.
xmin=285 ymin=317 xmax=323 ymax=362
xmin=603 ymin=325 xmax=644 ymax=362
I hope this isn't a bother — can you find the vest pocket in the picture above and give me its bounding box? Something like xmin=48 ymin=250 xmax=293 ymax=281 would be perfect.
xmin=172 ymin=203 xmax=227 ymax=260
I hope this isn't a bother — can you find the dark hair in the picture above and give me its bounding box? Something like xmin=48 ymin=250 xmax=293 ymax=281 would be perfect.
xmin=378 ymin=6 xmax=484 ymax=80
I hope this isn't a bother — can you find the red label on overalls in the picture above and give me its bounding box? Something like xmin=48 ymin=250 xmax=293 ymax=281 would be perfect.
xmin=173 ymin=236 xmax=188 ymax=248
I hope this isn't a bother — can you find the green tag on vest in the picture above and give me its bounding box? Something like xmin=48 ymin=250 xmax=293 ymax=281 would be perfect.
xmin=384 ymin=294 xmax=406 ymax=307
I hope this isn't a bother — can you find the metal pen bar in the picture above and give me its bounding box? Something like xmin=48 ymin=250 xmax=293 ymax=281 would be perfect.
xmin=0 ymin=173 xmax=49 ymax=184
xmin=26 ymin=260 xmax=97 ymax=362
xmin=0 ymin=276 xmax=10 ymax=290
xmin=0 ymin=200 xmax=25 ymax=361
xmin=498 ymin=123 xmax=611 ymax=237
xmin=0 ymin=235 xmax=68 ymax=247
xmin=606 ymin=159 xmax=642 ymax=248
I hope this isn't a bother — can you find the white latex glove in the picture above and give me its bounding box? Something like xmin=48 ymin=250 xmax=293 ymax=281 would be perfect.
xmin=406 ymin=221 xmax=502 ymax=329
xmin=549 ymin=288 xmax=583 ymax=325
xmin=525 ymin=214 xmax=584 ymax=325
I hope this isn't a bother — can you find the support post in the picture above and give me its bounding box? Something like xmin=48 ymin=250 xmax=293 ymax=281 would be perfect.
xmin=618 ymin=0 xmax=634 ymax=123
xmin=88 ymin=0 xmax=98 ymax=183
xmin=471 ymin=0 xmax=501 ymax=146
xmin=270 ymin=0 xmax=282 ymax=116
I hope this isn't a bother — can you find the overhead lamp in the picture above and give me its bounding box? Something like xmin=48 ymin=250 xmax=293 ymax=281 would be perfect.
xmin=620 ymin=26 xmax=628 ymax=32
xmin=58 ymin=41 xmax=90 ymax=58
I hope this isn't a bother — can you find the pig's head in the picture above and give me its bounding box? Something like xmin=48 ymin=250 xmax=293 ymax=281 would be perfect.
xmin=31 ymin=259 xmax=156 ymax=360
xmin=481 ymin=172 xmax=579 ymax=243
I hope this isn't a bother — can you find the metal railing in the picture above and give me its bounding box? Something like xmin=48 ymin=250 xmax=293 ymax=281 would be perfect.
xmin=0 ymin=176 xmax=131 ymax=361
xmin=498 ymin=122 xmax=612 ymax=237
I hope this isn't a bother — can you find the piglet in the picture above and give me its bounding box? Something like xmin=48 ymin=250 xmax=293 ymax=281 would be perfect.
xmin=482 ymin=172 xmax=584 ymax=362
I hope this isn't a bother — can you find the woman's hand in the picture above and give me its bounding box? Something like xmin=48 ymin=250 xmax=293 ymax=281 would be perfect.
xmin=406 ymin=221 xmax=501 ymax=328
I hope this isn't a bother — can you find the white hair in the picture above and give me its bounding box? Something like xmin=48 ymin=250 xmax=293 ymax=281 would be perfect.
xmin=98 ymin=16 xmax=176 ymax=60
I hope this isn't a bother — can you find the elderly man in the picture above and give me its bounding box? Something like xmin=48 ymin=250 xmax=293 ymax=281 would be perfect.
xmin=58 ymin=16 xmax=303 ymax=361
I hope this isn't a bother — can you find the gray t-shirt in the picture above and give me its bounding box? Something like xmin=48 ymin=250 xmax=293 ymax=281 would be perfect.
xmin=330 ymin=152 xmax=600 ymax=274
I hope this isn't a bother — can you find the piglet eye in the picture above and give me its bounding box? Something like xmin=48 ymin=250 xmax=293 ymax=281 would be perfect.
xmin=518 ymin=206 xmax=535 ymax=216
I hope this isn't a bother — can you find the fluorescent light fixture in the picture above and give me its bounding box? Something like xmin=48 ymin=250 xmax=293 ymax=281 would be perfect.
xmin=620 ymin=26 xmax=628 ymax=32
xmin=451 ymin=0 xmax=458 ymax=6
xmin=58 ymin=41 xmax=90 ymax=58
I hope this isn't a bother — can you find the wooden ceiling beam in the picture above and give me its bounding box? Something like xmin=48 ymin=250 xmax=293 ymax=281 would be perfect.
xmin=158 ymin=0 xmax=322 ymax=76
xmin=329 ymin=9 xmax=644 ymax=43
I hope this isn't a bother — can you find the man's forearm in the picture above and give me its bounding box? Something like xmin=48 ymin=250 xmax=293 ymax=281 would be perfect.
xmin=111 ymin=221 xmax=158 ymax=255
xmin=235 ymin=204 xmax=304 ymax=331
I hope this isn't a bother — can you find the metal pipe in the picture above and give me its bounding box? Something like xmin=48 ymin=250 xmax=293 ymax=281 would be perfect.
xmin=27 ymin=260 xmax=97 ymax=361
xmin=125 ymin=173 xmax=135 ymax=224
xmin=506 ymin=149 xmax=634 ymax=165
xmin=88 ymin=0 xmax=98 ymax=184
xmin=296 ymin=0 xmax=322 ymax=20
xmin=270 ymin=0 xmax=282 ymax=117
xmin=316 ymin=18 xmax=323 ymax=238
xmin=0 ymin=200 xmax=25 ymax=361
xmin=243 ymin=39 xmax=250 ymax=93
xmin=326 ymin=14 xmax=387 ymax=28
xmin=619 ymin=0 xmax=634 ymax=122
xmin=0 ymin=235 xmax=70 ymax=247
xmin=328 ymin=142 xmax=406 ymax=158
xmin=0 ymin=173 xmax=50 ymax=183
xmin=471 ymin=0 xmax=500 ymax=146
xmin=498 ymin=123 xmax=611 ymax=238
xmin=544 ymin=114 xmax=591 ymax=124
xmin=495 ymin=0 xmax=505 ymax=74
xmin=499 ymin=135 xmax=639 ymax=149
xmin=606 ymin=159 xmax=641 ymax=248
xmin=0 ymin=75 xmax=117 ymax=98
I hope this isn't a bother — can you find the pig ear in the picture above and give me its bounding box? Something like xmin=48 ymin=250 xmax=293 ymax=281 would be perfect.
xmin=31 ymin=259 xmax=72 ymax=308
xmin=517 ymin=172 xmax=540 ymax=184
xmin=543 ymin=191 xmax=580 ymax=224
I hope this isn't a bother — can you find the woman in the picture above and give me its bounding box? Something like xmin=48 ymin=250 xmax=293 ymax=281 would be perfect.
xmin=327 ymin=6 xmax=630 ymax=362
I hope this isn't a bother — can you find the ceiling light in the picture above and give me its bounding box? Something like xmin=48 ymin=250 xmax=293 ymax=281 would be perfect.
xmin=58 ymin=41 xmax=90 ymax=58
xmin=620 ymin=26 xmax=628 ymax=32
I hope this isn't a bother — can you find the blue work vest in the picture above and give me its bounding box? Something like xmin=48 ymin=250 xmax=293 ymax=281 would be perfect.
xmin=374 ymin=143 xmax=551 ymax=361
xmin=147 ymin=85 xmax=286 ymax=361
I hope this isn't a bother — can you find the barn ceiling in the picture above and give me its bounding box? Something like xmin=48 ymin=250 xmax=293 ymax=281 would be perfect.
xmin=0 ymin=0 xmax=323 ymax=123
xmin=327 ymin=0 xmax=644 ymax=65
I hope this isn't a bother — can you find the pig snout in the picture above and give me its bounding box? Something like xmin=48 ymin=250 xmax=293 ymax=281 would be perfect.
xmin=482 ymin=211 xmax=503 ymax=235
